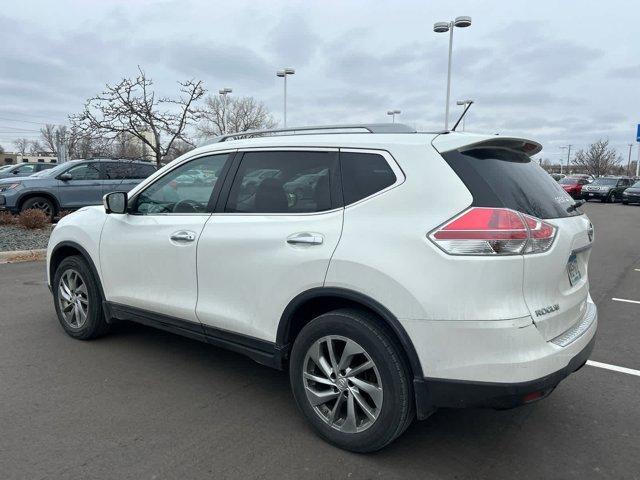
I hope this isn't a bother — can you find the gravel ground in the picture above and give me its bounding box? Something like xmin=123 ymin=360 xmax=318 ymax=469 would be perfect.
xmin=0 ymin=225 xmax=51 ymax=252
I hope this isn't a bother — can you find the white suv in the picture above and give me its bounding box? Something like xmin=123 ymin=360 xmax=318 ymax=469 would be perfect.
xmin=47 ymin=124 xmax=597 ymax=452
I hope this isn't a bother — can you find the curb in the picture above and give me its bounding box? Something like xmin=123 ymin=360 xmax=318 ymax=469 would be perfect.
xmin=0 ymin=248 xmax=47 ymax=264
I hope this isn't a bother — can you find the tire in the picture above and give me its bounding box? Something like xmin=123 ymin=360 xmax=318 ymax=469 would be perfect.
xmin=608 ymin=192 xmax=617 ymax=203
xmin=52 ymin=255 xmax=109 ymax=340
xmin=622 ymin=200 xmax=629 ymax=205
xmin=289 ymin=309 xmax=414 ymax=452
xmin=21 ymin=196 xmax=55 ymax=220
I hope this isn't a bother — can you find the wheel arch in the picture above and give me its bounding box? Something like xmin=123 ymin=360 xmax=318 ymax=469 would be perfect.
xmin=277 ymin=287 xmax=424 ymax=378
xmin=49 ymin=241 xmax=106 ymax=303
xmin=17 ymin=191 xmax=61 ymax=213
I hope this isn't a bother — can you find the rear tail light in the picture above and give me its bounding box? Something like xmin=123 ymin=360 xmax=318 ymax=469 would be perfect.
xmin=429 ymin=207 xmax=556 ymax=255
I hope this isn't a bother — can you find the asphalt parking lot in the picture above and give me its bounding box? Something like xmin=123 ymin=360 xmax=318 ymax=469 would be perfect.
xmin=1 ymin=202 xmax=639 ymax=480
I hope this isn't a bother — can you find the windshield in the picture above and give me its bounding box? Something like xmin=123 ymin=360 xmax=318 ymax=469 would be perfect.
xmin=30 ymin=161 xmax=80 ymax=178
xmin=632 ymin=181 xmax=640 ymax=188
xmin=559 ymin=178 xmax=578 ymax=185
xmin=0 ymin=165 xmax=14 ymax=172
xmin=591 ymin=178 xmax=618 ymax=186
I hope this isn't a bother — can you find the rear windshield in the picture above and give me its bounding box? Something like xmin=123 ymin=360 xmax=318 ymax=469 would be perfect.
xmin=441 ymin=147 xmax=580 ymax=219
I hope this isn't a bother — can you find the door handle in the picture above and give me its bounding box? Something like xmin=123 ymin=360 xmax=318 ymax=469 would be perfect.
xmin=287 ymin=232 xmax=324 ymax=245
xmin=170 ymin=231 xmax=196 ymax=242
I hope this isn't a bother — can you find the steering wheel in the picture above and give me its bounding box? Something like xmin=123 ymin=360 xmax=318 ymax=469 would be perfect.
xmin=173 ymin=199 xmax=206 ymax=213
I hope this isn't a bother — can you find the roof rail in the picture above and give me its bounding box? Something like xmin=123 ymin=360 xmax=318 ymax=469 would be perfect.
xmin=201 ymin=123 xmax=417 ymax=146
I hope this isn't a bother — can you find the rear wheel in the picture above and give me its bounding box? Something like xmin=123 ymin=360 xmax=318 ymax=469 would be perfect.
xmin=289 ymin=309 xmax=414 ymax=452
xmin=21 ymin=196 xmax=55 ymax=220
xmin=622 ymin=200 xmax=629 ymax=205
xmin=53 ymin=255 xmax=109 ymax=340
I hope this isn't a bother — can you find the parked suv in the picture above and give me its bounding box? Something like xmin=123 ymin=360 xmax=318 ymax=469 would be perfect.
xmin=46 ymin=125 xmax=597 ymax=452
xmin=581 ymin=176 xmax=632 ymax=202
xmin=0 ymin=162 xmax=56 ymax=179
xmin=0 ymin=159 xmax=156 ymax=219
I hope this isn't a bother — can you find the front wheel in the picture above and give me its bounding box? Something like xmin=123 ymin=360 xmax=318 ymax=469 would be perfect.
xmin=21 ymin=196 xmax=55 ymax=220
xmin=608 ymin=192 xmax=618 ymax=203
xmin=622 ymin=200 xmax=629 ymax=205
xmin=53 ymin=255 xmax=110 ymax=340
xmin=289 ymin=309 xmax=414 ymax=452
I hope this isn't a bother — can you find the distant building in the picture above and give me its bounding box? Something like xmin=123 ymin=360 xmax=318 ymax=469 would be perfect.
xmin=2 ymin=152 xmax=58 ymax=165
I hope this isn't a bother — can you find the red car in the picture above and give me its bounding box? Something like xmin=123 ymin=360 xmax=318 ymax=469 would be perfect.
xmin=559 ymin=177 xmax=589 ymax=198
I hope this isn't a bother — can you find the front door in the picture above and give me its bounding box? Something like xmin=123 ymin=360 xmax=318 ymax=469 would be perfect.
xmin=196 ymin=149 xmax=344 ymax=341
xmin=57 ymin=162 xmax=103 ymax=208
xmin=99 ymin=152 xmax=232 ymax=321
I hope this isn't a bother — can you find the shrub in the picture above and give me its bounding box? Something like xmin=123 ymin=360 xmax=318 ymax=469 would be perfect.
xmin=0 ymin=211 xmax=16 ymax=225
xmin=18 ymin=209 xmax=49 ymax=229
xmin=57 ymin=210 xmax=73 ymax=220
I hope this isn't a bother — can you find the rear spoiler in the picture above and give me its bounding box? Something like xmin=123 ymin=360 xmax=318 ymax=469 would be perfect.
xmin=432 ymin=134 xmax=543 ymax=157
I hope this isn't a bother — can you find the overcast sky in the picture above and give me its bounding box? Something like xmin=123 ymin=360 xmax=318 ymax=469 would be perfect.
xmin=1 ymin=0 xmax=638 ymax=163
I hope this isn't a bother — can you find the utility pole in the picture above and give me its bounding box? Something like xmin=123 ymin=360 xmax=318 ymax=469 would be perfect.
xmin=560 ymin=145 xmax=572 ymax=174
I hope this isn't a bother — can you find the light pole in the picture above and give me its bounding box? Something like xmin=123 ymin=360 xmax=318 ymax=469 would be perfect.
xmin=276 ymin=68 xmax=295 ymax=127
xmin=218 ymin=88 xmax=232 ymax=134
xmin=434 ymin=16 xmax=472 ymax=130
xmin=627 ymin=144 xmax=633 ymax=177
xmin=456 ymin=99 xmax=473 ymax=131
xmin=560 ymin=145 xmax=572 ymax=175
xmin=387 ymin=110 xmax=401 ymax=123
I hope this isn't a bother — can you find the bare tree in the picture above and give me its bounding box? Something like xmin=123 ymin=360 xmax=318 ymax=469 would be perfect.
xmin=13 ymin=138 xmax=30 ymax=156
xmin=197 ymin=95 xmax=277 ymax=137
xmin=572 ymin=139 xmax=621 ymax=177
xmin=28 ymin=140 xmax=44 ymax=154
xmin=71 ymin=67 xmax=205 ymax=166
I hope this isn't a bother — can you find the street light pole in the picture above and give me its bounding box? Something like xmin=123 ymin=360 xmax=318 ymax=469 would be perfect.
xmin=276 ymin=68 xmax=295 ymax=127
xmin=434 ymin=16 xmax=472 ymax=130
xmin=387 ymin=110 xmax=401 ymax=123
xmin=456 ymin=99 xmax=473 ymax=131
xmin=218 ymin=88 xmax=232 ymax=134
xmin=627 ymin=144 xmax=633 ymax=177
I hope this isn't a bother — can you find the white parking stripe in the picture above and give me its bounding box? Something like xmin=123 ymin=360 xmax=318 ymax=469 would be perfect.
xmin=635 ymin=268 xmax=640 ymax=272
xmin=612 ymin=297 xmax=640 ymax=305
xmin=587 ymin=360 xmax=640 ymax=377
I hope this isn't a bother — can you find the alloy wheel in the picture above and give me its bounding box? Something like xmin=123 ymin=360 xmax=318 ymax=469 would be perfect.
xmin=303 ymin=335 xmax=383 ymax=433
xmin=31 ymin=201 xmax=52 ymax=217
xmin=57 ymin=269 xmax=89 ymax=328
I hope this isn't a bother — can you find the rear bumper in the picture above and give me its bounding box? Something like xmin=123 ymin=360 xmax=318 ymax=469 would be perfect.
xmin=413 ymin=333 xmax=595 ymax=417
xmin=581 ymin=191 xmax=608 ymax=200
xmin=406 ymin=298 xmax=597 ymax=419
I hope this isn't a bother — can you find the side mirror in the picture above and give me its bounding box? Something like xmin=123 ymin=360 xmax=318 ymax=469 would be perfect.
xmin=103 ymin=191 xmax=128 ymax=214
xmin=58 ymin=173 xmax=73 ymax=181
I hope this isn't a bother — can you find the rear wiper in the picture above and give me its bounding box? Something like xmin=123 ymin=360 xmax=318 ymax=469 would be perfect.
xmin=567 ymin=200 xmax=585 ymax=213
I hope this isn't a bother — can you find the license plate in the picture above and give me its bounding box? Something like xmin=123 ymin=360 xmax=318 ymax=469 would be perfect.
xmin=588 ymin=193 xmax=594 ymax=197
xmin=567 ymin=253 xmax=581 ymax=286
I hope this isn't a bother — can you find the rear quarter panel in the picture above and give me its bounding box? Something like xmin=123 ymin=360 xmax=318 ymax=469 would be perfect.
xmin=325 ymin=143 xmax=531 ymax=322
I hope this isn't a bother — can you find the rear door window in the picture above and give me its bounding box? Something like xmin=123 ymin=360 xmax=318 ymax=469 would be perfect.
xmin=225 ymin=151 xmax=339 ymax=213
xmin=441 ymin=148 xmax=579 ymax=219
xmin=130 ymin=163 xmax=156 ymax=179
xmin=340 ymin=152 xmax=397 ymax=205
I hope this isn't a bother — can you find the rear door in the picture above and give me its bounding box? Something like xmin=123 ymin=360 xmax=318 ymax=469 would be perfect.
xmin=195 ymin=149 xmax=343 ymax=341
xmin=436 ymin=139 xmax=594 ymax=341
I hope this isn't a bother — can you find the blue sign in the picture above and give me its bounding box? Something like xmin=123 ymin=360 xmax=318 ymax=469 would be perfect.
xmin=637 ymin=124 xmax=640 ymax=142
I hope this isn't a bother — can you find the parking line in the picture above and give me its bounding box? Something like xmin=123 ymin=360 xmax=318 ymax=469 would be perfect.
xmin=587 ymin=360 xmax=640 ymax=377
xmin=612 ymin=297 xmax=640 ymax=305
xmin=635 ymin=268 xmax=640 ymax=272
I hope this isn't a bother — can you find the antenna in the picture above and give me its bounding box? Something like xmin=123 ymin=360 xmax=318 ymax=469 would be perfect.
xmin=451 ymin=100 xmax=474 ymax=131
